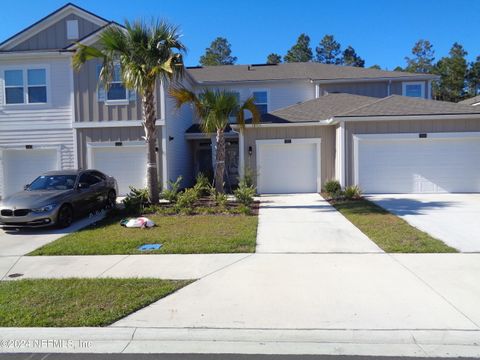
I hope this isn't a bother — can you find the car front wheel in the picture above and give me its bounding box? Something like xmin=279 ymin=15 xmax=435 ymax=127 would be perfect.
xmin=106 ymin=190 xmax=117 ymax=209
xmin=56 ymin=205 xmax=73 ymax=228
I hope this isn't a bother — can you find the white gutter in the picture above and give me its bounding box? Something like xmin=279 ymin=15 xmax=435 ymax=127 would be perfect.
xmin=0 ymin=51 xmax=73 ymax=58
xmin=335 ymin=113 xmax=480 ymax=122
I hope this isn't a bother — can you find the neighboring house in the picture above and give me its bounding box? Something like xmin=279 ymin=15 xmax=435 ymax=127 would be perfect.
xmin=0 ymin=3 xmax=193 ymax=197
xmin=460 ymin=95 xmax=480 ymax=107
xmin=1 ymin=3 xmax=479 ymax=198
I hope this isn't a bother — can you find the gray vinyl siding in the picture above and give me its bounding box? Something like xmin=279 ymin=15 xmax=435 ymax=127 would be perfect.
xmin=76 ymin=126 xmax=163 ymax=182
xmin=320 ymin=80 xmax=429 ymax=99
xmin=344 ymin=118 xmax=480 ymax=186
xmin=73 ymin=59 xmax=144 ymax=122
xmin=11 ymin=15 xmax=101 ymax=51
xmin=243 ymin=125 xmax=336 ymax=187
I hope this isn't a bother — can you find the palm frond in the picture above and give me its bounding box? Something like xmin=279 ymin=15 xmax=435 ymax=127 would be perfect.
xmin=237 ymin=96 xmax=261 ymax=129
xmin=72 ymin=44 xmax=104 ymax=71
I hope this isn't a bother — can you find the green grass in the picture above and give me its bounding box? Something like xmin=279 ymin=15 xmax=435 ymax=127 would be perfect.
xmin=30 ymin=214 xmax=258 ymax=255
xmin=331 ymin=198 xmax=457 ymax=253
xmin=0 ymin=278 xmax=190 ymax=327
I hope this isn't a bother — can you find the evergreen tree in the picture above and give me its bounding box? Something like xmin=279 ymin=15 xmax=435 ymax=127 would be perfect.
xmin=369 ymin=64 xmax=382 ymax=70
xmin=433 ymin=42 xmax=468 ymax=102
xmin=199 ymin=37 xmax=237 ymax=66
xmin=266 ymin=53 xmax=282 ymax=64
xmin=393 ymin=66 xmax=404 ymax=72
xmin=405 ymin=39 xmax=435 ymax=73
xmin=284 ymin=33 xmax=313 ymax=63
xmin=342 ymin=46 xmax=365 ymax=67
xmin=316 ymin=34 xmax=342 ymax=64
xmin=467 ymin=56 xmax=480 ymax=96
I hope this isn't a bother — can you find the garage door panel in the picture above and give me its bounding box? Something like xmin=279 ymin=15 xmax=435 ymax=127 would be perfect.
xmin=257 ymin=141 xmax=319 ymax=194
xmin=3 ymin=149 xmax=59 ymax=197
xmin=357 ymin=136 xmax=480 ymax=194
xmin=90 ymin=145 xmax=147 ymax=195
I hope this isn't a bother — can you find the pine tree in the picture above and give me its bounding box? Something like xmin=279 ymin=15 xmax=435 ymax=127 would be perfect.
xmin=433 ymin=42 xmax=468 ymax=102
xmin=405 ymin=40 xmax=435 ymax=73
xmin=467 ymin=56 xmax=480 ymax=96
xmin=266 ymin=53 xmax=282 ymax=64
xmin=284 ymin=34 xmax=313 ymax=63
xmin=199 ymin=37 xmax=237 ymax=66
xmin=316 ymin=35 xmax=342 ymax=64
xmin=342 ymin=46 xmax=365 ymax=67
xmin=369 ymin=64 xmax=382 ymax=70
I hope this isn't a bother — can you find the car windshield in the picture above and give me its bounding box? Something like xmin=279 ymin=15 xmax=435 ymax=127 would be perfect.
xmin=28 ymin=175 xmax=78 ymax=191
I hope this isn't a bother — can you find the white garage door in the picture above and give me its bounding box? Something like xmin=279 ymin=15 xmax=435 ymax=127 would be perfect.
xmin=89 ymin=143 xmax=147 ymax=195
xmin=2 ymin=148 xmax=59 ymax=197
xmin=257 ymin=139 xmax=320 ymax=194
xmin=356 ymin=133 xmax=480 ymax=193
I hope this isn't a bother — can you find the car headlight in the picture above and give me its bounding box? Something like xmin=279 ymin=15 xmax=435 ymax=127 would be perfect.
xmin=32 ymin=203 xmax=57 ymax=213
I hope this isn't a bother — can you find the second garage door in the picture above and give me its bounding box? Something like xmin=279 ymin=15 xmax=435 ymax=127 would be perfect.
xmin=88 ymin=143 xmax=147 ymax=195
xmin=355 ymin=133 xmax=480 ymax=193
xmin=256 ymin=139 xmax=321 ymax=194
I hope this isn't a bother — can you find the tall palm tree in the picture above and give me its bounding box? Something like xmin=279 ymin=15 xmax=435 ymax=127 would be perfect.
xmin=72 ymin=20 xmax=185 ymax=203
xmin=170 ymin=88 xmax=260 ymax=193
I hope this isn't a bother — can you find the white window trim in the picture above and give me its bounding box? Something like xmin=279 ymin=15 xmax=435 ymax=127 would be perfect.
xmin=251 ymin=88 xmax=270 ymax=113
xmin=402 ymin=81 xmax=425 ymax=98
xmin=352 ymin=131 xmax=480 ymax=187
xmin=255 ymin=138 xmax=322 ymax=193
xmin=105 ymin=65 xmax=129 ymax=103
xmin=2 ymin=64 xmax=50 ymax=106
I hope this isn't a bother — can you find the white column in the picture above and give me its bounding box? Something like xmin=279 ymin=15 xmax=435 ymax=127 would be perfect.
xmin=238 ymin=130 xmax=245 ymax=179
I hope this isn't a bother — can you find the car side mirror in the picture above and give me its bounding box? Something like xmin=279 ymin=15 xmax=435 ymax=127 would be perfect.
xmin=78 ymin=182 xmax=90 ymax=190
xmin=23 ymin=184 xmax=29 ymax=190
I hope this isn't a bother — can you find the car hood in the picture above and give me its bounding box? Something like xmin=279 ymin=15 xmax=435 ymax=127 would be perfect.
xmin=0 ymin=190 xmax=71 ymax=209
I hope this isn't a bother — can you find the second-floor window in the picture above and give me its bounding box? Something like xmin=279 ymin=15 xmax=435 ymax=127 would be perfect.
xmin=253 ymin=90 xmax=268 ymax=114
xmin=4 ymin=68 xmax=47 ymax=105
xmin=107 ymin=64 xmax=127 ymax=101
xmin=402 ymin=82 xmax=425 ymax=98
xmin=229 ymin=91 xmax=240 ymax=123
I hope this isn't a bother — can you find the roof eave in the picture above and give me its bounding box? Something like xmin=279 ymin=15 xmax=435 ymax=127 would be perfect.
xmin=336 ymin=113 xmax=480 ymax=122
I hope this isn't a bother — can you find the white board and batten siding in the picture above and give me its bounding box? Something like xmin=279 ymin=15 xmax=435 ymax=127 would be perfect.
xmin=354 ymin=132 xmax=480 ymax=194
xmin=0 ymin=56 xmax=75 ymax=198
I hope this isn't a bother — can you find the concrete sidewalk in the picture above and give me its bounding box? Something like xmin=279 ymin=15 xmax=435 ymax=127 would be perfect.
xmin=0 ymin=253 xmax=251 ymax=280
xmin=256 ymin=194 xmax=382 ymax=253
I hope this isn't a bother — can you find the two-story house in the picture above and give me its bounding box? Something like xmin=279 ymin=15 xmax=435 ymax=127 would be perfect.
xmin=1 ymin=3 xmax=480 ymax=198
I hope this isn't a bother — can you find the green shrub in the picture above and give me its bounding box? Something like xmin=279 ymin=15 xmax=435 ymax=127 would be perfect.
xmin=161 ymin=176 xmax=183 ymax=203
xmin=344 ymin=185 xmax=362 ymax=200
xmin=237 ymin=204 xmax=252 ymax=215
xmin=122 ymin=186 xmax=149 ymax=215
xmin=175 ymin=187 xmax=199 ymax=211
xmin=242 ymin=167 xmax=256 ymax=187
xmin=234 ymin=180 xmax=256 ymax=206
xmin=324 ymin=180 xmax=341 ymax=195
xmin=193 ymin=172 xmax=211 ymax=196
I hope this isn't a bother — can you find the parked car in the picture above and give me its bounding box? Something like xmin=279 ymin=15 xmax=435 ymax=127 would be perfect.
xmin=0 ymin=170 xmax=118 ymax=229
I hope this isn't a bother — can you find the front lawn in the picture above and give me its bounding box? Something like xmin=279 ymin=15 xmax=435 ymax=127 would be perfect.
xmin=0 ymin=278 xmax=190 ymax=327
xmin=330 ymin=198 xmax=457 ymax=253
xmin=30 ymin=214 xmax=258 ymax=255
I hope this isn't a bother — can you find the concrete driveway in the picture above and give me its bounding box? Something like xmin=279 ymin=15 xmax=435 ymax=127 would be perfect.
xmin=367 ymin=194 xmax=480 ymax=252
xmin=0 ymin=212 xmax=105 ymax=256
xmin=256 ymin=194 xmax=382 ymax=253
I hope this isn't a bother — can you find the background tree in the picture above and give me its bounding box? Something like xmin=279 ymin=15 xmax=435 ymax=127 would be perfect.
xmin=342 ymin=46 xmax=365 ymax=67
xmin=199 ymin=37 xmax=237 ymax=66
xmin=467 ymin=56 xmax=480 ymax=96
xmin=393 ymin=66 xmax=404 ymax=72
xmin=170 ymin=88 xmax=260 ymax=193
xmin=369 ymin=64 xmax=381 ymax=70
xmin=405 ymin=39 xmax=435 ymax=73
xmin=433 ymin=42 xmax=468 ymax=102
xmin=73 ymin=20 xmax=185 ymax=203
xmin=266 ymin=53 xmax=282 ymax=64
xmin=316 ymin=34 xmax=342 ymax=64
xmin=284 ymin=34 xmax=313 ymax=63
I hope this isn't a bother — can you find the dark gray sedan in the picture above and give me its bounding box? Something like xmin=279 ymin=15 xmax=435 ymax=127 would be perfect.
xmin=0 ymin=170 xmax=118 ymax=229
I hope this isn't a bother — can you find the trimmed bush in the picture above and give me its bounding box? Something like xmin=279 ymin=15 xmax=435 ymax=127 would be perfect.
xmin=234 ymin=180 xmax=256 ymax=206
xmin=161 ymin=176 xmax=183 ymax=203
xmin=193 ymin=172 xmax=211 ymax=196
xmin=324 ymin=180 xmax=341 ymax=195
xmin=175 ymin=187 xmax=199 ymax=214
xmin=123 ymin=186 xmax=149 ymax=215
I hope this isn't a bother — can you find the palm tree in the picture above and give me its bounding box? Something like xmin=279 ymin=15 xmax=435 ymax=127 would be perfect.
xmin=72 ymin=20 xmax=185 ymax=203
xmin=170 ymin=88 xmax=260 ymax=193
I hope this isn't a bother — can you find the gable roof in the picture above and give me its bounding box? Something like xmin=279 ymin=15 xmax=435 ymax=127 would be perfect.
xmin=245 ymin=93 xmax=480 ymax=124
xmin=459 ymin=95 xmax=480 ymax=106
xmin=0 ymin=3 xmax=109 ymax=51
xmin=186 ymin=62 xmax=438 ymax=84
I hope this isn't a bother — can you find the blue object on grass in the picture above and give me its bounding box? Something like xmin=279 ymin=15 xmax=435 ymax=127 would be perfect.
xmin=138 ymin=244 xmax=162 ymax=251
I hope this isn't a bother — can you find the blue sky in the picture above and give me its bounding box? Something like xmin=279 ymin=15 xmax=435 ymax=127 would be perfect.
xmin=1 ymin=0 xmax=479 ymax=69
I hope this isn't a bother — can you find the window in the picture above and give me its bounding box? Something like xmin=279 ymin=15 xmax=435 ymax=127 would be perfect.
xmin=66 ymin=20 xmax=79 ymax=40
xmin=4 ymin=68 xmax=47 ymax=104
xmin=402 ymin=82 xmax=425 ymax=98
xmin=78 ymin=172 xmax=101 ymax=187
xmin=228 ymin=91 xmax=241 ymax=123
xmin=106 ymin=64 xmax=127 ymax=101
xmin=253 ymin=90 xmax=268 ymax=114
